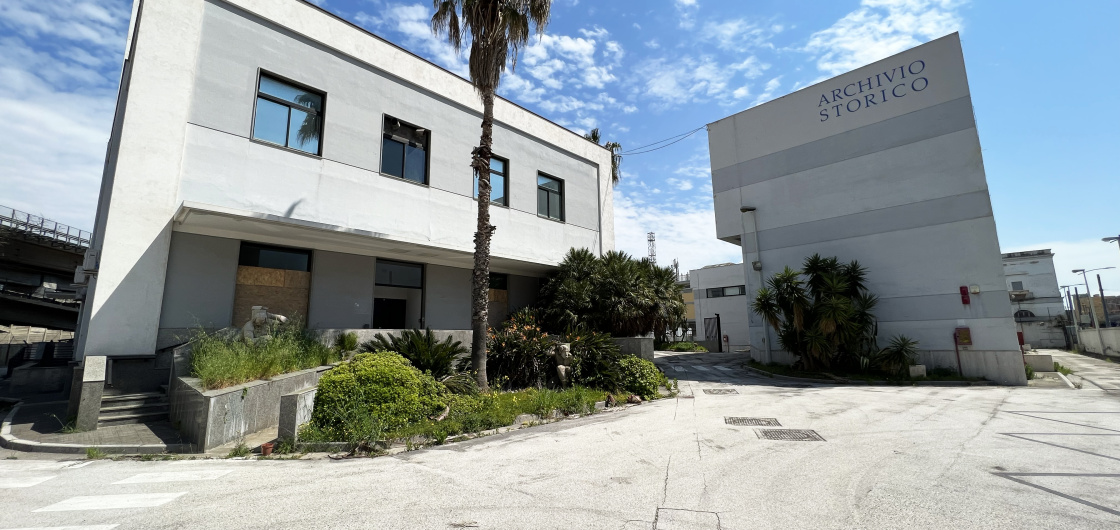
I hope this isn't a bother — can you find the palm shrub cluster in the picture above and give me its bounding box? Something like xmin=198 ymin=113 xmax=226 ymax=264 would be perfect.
xmin=469 ymin=309 xmax=557 ymax=389
xmin=752 ymin=254 xmax=917 ymax=374
xmin=537 ymin=248 xmax=685 ymax=340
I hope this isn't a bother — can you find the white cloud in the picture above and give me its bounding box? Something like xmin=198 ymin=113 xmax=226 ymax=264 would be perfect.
xmin=729 ymin=56 xmax=770 ymax=79
xmin=806 ymin=0 xmax=965 ymax=75
xmin=636 ymin=56 xmax=758 ymax=108
xmin=751 ymin=76 xmax=782 ymax=107
xmin=674 ymin=0 xmax=699 ymax=29
xmin=355 ymin=4 xmax=468 ymax=77
xmin=613 ymin=192 xmax=741 ymax=274
xmin=702 ymin=18 xmax=780 ymax=52
xmin=0 ymin=0 xmax=130 ymax=229
xmin=643 ymin=39 xmax=660 ymax=49
xmin=1003 ymin=239 xmax=1120 ymax=298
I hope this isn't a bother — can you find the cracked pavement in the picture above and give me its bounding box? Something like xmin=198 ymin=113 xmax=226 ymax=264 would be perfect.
xmin=2 ymin=350 xmax=1119 ymax=529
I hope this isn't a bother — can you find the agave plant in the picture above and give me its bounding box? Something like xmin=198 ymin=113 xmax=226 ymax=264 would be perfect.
xmin=877 ymin=335 xmax=920 ymax=376
xmin=359 ymin=328 xmax=466 ymax=380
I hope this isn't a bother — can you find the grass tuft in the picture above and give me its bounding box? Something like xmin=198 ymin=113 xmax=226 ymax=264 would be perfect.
xmin=86 ymin=448 xmax=106 ymax=460
xmin=190 ymin=320 xmax=340 ymax=390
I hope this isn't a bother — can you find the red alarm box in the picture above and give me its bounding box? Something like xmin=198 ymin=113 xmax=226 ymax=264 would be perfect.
xmin=959 ymin=285 xmax=970 ymax=305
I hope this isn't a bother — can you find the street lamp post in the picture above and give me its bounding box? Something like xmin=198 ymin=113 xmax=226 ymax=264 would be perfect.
xmin=740 ymin=206 xmax=771 ymax=364
xmin=1104 ymin=236 xmax=1120 ymax=261
xmin=1073 ymin=267 xmax=1114 ymax=354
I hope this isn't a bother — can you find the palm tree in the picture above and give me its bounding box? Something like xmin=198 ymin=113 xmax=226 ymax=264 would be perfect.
xmin=584 ymin=128 xmax=623 ymax=185
xmin=431 ymin=0 xmax=552 ymax=391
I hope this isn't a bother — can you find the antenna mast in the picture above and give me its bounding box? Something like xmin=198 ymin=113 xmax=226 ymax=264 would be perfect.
xmin=647 ymin=232 xmax=657 ymax=266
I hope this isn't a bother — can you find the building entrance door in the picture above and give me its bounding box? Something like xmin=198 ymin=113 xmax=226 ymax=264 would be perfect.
xmin=704 ymin=315 xmax=722 ymax=353
xmin=373 ymin=298 xmax=407 ymax=329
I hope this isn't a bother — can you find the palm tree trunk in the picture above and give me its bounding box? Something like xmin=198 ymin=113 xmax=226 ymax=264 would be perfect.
xmin=470 ymin=90 xmax=497 ymax=392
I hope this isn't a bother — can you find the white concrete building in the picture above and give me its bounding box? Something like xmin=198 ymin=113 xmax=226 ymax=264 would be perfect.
xmin=1002 ymin=249 xmax=1068 ymax=349
xmin=688 ymin=263 xmax=750 ymax=352
xmin=74 ymin=0 xmax=614 ymax=361
xmin=706 ymin=33 xmax=1025 ymax=384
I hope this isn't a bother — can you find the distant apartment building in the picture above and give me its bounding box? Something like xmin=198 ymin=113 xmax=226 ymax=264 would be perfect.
xmin=1076 ymin=295 xmax=1119 ymax=327
xmin=74 ymin=0 xmax=614 ymax=365
xmin=1001 ymin=249 xmax=1067 ymax=348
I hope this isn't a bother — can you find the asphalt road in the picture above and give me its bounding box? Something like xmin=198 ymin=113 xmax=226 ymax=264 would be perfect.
xmin=2 ymin=351 xmax=1119 ymax=529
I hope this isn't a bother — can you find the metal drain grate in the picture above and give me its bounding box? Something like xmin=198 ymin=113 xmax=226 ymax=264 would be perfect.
xmin=702 ymin=389 xmax=739 ymax=395
xmin=725 ymin=417 xmax=781 ymax=427
xmin=756 ymin=429 xmax=825 ymax=441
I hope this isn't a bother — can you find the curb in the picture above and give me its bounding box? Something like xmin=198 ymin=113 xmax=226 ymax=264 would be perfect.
xmin=0 ymin=402 xmax=193 ymax=455
xmin=742 ymin=365 xmax=994 ymax=387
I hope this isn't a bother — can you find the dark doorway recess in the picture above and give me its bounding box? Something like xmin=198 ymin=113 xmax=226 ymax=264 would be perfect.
xmin=373 ymin=298 xmax=407 ymax=329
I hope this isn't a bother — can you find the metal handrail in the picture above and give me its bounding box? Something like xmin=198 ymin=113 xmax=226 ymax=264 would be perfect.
xmin=0 ymin=205 xmax=91 ymax=248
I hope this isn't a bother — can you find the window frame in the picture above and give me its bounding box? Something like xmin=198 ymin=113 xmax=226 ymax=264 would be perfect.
xmin=1010 ymin=281 xmax=1024 ymax=291
xmin=706 ymin=285 xmax=746 ymax=298
xmin=375 ymin=259 xmax=425 ymax=290
xmin=536 ymin=172 xmax=565 ymax=222
xmin=237 ymin=242 xmax=313 ymax=272
xmin=250 ymin=70 xmax=326 ymax=157
xmin=379 ymin=115 xmax=431 ymax=186
xmin=474 ymin=155 xmax=510 ymax=207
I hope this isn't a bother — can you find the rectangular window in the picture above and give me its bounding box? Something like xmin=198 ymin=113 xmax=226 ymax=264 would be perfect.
xmin=381 ymin=116 xmax=429 ymax=184
xmin=706 ymin=285 xmax=746 ymax=298
xmin=489 ymin=272 xmax=508 ymax=290
xmin=252 ymin=74 xmax=323 ymax=155
xmin=376 ymin=260 xmax=423 ymax=289
xmin=537 ymin=174 xmax=564 ymax=221
xmin=238 ymin=242 xmax=311 ymax=272
xmin=474 ymin=156 xmax=509 ymax=206
xmin=1011 ymin=281 xmax=1024 ymax=291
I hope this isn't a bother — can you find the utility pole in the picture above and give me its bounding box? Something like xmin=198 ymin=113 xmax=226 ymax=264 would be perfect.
xmin=647 ymin=232 xmax=656 ymax=266
xmin=1099 ymin=274 xmax=1111 ymax=327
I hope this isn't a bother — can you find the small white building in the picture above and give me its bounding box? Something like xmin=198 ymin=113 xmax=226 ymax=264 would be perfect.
xmin=1001 ymin=249 xmax=1068 ymax=349
xmin=74 ymin=0 xmax=614 ymax=365
xmin=689 ymin=264 xmax=750 ymax=352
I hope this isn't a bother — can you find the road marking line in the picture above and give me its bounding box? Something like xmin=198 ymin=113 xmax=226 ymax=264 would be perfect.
xmin=0 ymin=462 xmax=85 ymax=472
xmin=0 ymin=476 xmax=57 ymax=488
xmin=714 ymin=366 xmax=733 ymax=371
xmin=0 ymin=522 xmax=120 ymax=526
xmin=113 ymin=470 xmax=232 ymax=484
xmin=693 ymin=366 xmax=712 ymax=372
xmin=34 ymin=493 xmax=186 ymax=512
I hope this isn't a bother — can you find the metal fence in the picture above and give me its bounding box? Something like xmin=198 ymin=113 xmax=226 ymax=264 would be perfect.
xmin=0 ymin=205 xmax=91 ymax=249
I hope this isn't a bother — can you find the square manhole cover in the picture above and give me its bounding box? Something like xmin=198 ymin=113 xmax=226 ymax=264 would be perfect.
xmin=725 ymin=417 xmax=781 ymax=426
xmin=702 ymin=389 xmax=739 ymax=395
xmin=756 ymin=429 xmax=825 ymax=441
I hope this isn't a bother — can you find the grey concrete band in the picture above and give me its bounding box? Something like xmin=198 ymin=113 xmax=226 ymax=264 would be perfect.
xmin=875 ymin=290 xmax=1013 ymax=322
xmin=712 ymin=96 xmax=976 ymax=193
xmin=742 ymin=190 xmax=994 ymax=253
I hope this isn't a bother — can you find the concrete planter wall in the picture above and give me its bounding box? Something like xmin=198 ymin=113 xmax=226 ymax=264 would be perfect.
xmin=313 ymin=329 xmax=472 ymax=349
xmin=169 ymin=365 xmax=333 ymax=451
xmin=612 ymin=337 xmax=654 ymax=360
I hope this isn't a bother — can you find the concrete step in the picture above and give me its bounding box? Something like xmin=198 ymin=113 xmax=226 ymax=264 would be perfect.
xmin=97 ymin=410 xmax=170 ymax=426
xmin=100 ymin=392 xmax=166 ymax=408
xmin=99 ymin=402 xmax=169 ymax=416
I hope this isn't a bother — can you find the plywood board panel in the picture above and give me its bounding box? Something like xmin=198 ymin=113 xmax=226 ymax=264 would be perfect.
xmin=284 ymin=270 xmax=311 ymax=289
xmin=232 ymin=284 xmax=310 ymax=326
xmin=236 ymin=266 xmax=285 ymax=287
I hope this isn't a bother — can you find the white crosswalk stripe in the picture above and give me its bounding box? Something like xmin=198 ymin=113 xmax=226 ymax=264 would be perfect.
xmin=0 ymin=476 xmax=57 ymax=488
xmin=113 ymin=470 xmax=232 ymax=484
xmin=0 ymin=461 xmax=90 ymax=472
xmin=34 ymin=493 xmax=186 ymax=512
xmin=0 ymin=522 xmax=119 ymax=526
xmin=714 ymin=366 xmax=733 ymax=371
xmin=693 ymin=366 xmax=711 ymax=372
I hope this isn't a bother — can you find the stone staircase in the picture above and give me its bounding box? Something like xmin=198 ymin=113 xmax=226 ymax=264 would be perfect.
xmin=98 ymin=387 xmax=170 ymax=426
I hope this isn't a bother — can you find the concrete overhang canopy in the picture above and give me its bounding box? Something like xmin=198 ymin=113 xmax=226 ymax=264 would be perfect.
xmin=171 ymin=202 xmax=554 ymax=276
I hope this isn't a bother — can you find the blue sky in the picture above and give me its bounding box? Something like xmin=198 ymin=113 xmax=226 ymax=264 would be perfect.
xmin=1 ymin=0 xmax=1118 ymax=293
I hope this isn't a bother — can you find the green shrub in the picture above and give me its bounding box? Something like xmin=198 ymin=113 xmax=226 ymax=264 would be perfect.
xmin=335 ymin=332 xmax=359 ymax=352
xmin=310 ymin=352 xmax=446 ymax=436
xmin=565 ymin=327 xmax=624 ymax=391
xmin=360 ymin=329 xmax=467 ymax=380
xmin=190 ymin=320 xmax=339 ymax=390
xmin=617 ymin=356 xmax=668 ymax=400
xmin=664 ymin=341 xmax=708 ymax=352
xmin=1025 ymin=363 xmax=1035 ymax=380
xmin=876 ymin=335 xmax=919 ymax=376
xmin=475 ymin=309 xmax=558 ymax=389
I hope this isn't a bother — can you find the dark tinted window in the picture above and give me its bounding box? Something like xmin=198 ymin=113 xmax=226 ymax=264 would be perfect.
xmin=376 ymin=260 xmax=423 ymax=289
xmin=489 ymin=273 xmax=508 ymax=290
xmin=537 ymin=174 xmax=563 ymax=221
xmin=475 ymin=156 xmax=509 ymax=206
xmin=238 ymin=243 xmax=311 ymax=272
xmin=382 ymin=116 xmax=429 ymax=184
